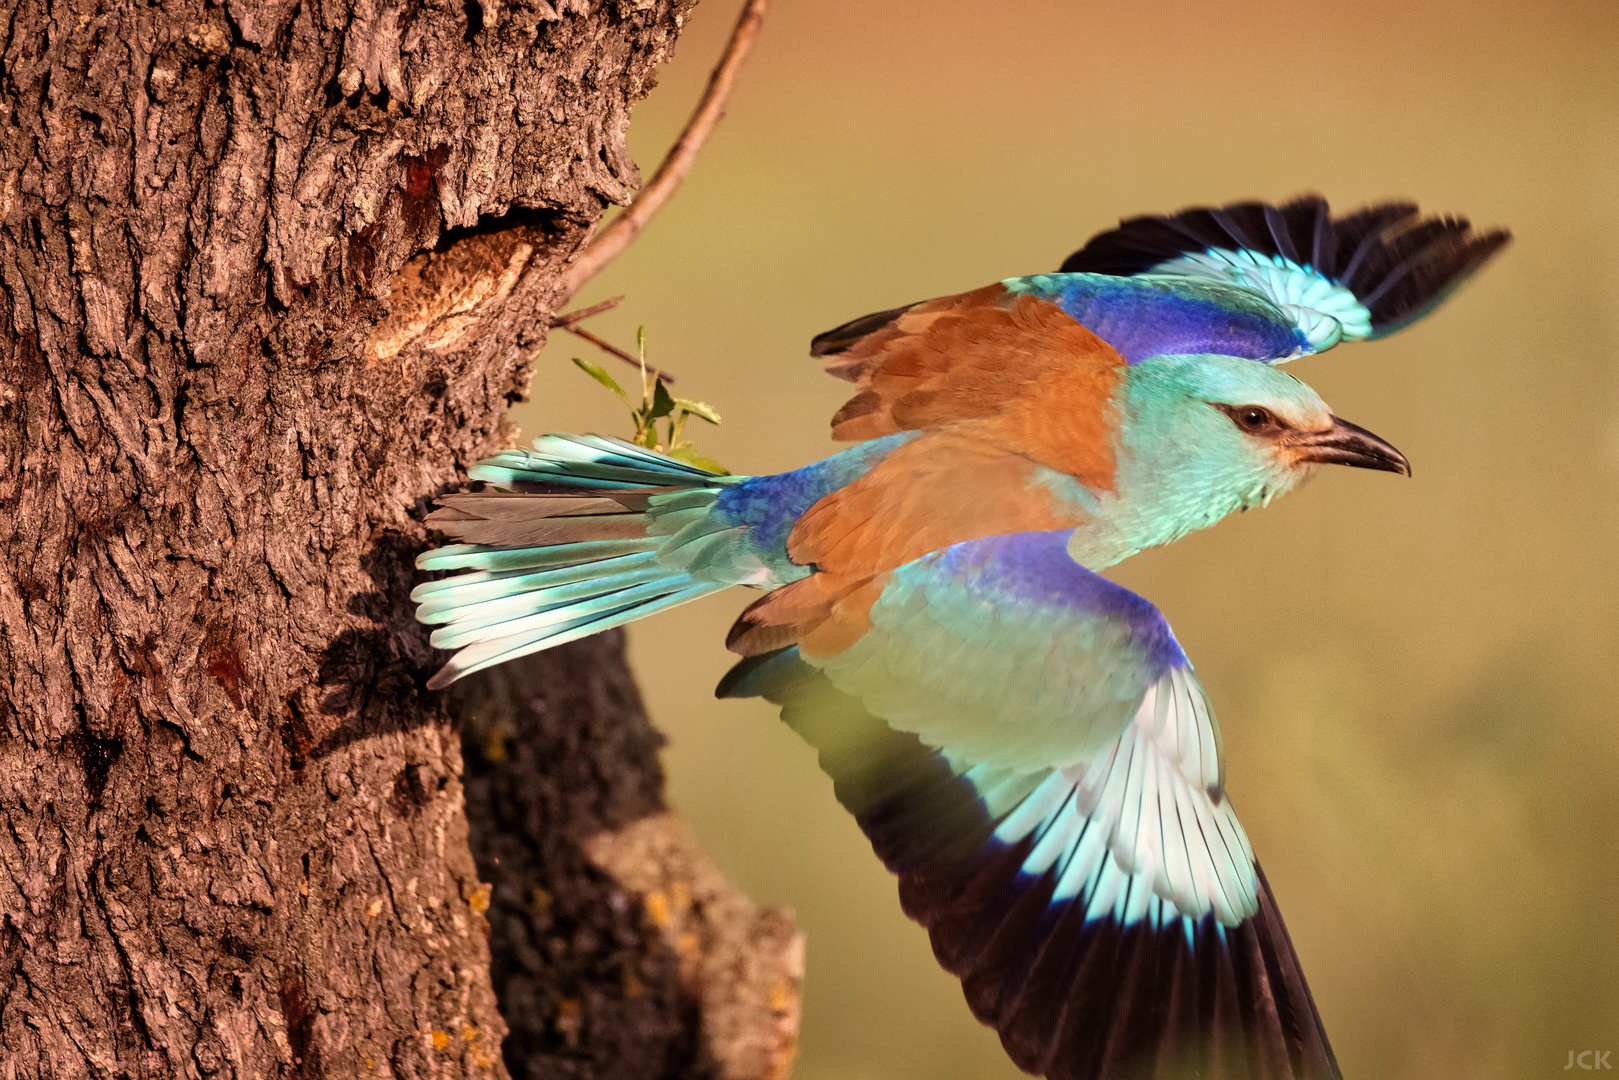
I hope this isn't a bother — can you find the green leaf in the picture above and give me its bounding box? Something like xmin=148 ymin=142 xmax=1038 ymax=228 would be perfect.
xmin=572 ymin=357 xmax=627 ymax=401
xmin=673 ymin=398 xmax=721 ymax=425
xmin=647 ymin=377 xmax=676 ymax=421
xmin=638 ymin=426 xmax=659 ymax=450
xmin=666 ymin=411 xmax=690 ymax=449
xmin=667 ymin=446 xmax=729 ymax=475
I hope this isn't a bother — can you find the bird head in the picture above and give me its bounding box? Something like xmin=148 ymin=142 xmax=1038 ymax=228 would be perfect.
xmin=1107 ymin=353 xmax=1409 ymax=552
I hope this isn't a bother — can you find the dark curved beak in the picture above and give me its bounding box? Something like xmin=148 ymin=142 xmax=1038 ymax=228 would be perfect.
xmin=1289 ymin=416 xmax=1411 ymax=476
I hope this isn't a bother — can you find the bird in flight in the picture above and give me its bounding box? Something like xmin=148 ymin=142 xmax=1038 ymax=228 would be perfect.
xmin=414 ymin=197 xmax=1508 ymax=1079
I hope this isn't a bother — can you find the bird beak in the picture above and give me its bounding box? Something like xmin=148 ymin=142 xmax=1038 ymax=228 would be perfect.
xmin=1289 ymin=416 xmax=1411 ymax=476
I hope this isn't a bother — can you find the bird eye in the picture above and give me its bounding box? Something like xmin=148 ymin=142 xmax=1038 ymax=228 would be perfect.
xmin=1237 ymin=407 xmax=1273 ymax=430
xmin=1213 ymin=403 xmax=1285 ymax=434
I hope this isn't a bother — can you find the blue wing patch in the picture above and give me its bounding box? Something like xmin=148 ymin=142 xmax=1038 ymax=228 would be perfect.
xmin=805 ymin=529 xmax=1258 ymax=925
xmin=812 ymin=530 xmax=1195 ymax=775
xmin=1006 ymin=273 xmax=1310 ymax=364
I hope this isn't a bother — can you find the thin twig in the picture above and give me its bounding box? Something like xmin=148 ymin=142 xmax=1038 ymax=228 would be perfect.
xmin=557 ymin=0 xmax=770 ymax=302
xmin=562 ymin=324 xmax=676 ymax=384
xmin=550 ymin=295 xmax=676 ymax=382
xmin=549 ymin=295 xmax=625 ymax=327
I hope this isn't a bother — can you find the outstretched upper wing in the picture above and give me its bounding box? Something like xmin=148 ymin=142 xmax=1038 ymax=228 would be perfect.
xmin=1058 ymin=195 xmax=1510 ymax=353
xmin=811 ymin=198 xmax=1509 ymax=418
xmin=720 ymin=530 xmax=1340 ymax=1079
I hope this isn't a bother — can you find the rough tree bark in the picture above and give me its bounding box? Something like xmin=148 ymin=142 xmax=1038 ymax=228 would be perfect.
xmin=0 ymin=0 xmax=797 ymax=1075
xmin=451 ymin=642 xmax=801 ymax=1080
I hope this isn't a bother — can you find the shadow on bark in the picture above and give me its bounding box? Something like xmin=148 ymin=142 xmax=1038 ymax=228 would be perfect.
xmin=451 ymin=636 xmax=802 ymax=1080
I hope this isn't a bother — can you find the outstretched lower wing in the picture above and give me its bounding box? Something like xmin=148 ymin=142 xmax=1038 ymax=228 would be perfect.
xmin=719 ymin=530 xmax=1340 ymax=1079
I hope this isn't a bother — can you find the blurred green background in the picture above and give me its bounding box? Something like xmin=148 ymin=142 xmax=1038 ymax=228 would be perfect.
xmin=509 ymin=1 xmax=1619 ymax=1076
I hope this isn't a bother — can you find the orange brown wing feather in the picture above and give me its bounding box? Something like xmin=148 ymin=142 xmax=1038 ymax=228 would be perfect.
xmin=825 ymin=285 xmax=1125 ymax=490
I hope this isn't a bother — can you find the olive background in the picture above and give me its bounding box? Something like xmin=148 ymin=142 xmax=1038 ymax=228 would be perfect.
xmin=508 ymin=2 xmax=1619 ymax=1076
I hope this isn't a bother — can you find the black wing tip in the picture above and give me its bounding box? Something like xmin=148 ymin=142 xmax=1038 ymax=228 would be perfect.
xmin=1060 ymin=195 xmax=1510 ymax=337
xmin=925 ymin=862 xmax=1343 ymax=1080
xmin=713 ymin=656 xmax=758 ymax=699
xmin=1359 ymin=223 xmax=1512 ymax=337
xmin=809 ymin=302 xmax=917 ymax=357
xmin=1057 ymin=192 xmax=1345 ymax=276
xmin=714 ymin=645 xmax=807 ymax=700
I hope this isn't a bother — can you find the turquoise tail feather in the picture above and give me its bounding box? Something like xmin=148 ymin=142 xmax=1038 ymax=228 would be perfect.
xmin=469 ymin=433 xmax=727 ymax=489
xmin=415 ymin=435 xmax=748 ymax=689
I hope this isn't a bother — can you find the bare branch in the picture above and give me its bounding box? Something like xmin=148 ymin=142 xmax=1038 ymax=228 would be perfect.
xmin=558 ymin=0 xmax=770 ymax=302
xmin=549 ymin=295 xmax=625 ymax=327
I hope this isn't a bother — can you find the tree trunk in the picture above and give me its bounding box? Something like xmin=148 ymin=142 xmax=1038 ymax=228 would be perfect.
xmin=451 ymin=641 xmax=802 ymax=1080
xmin=0 ymin=0 xmax=799 ymax=1075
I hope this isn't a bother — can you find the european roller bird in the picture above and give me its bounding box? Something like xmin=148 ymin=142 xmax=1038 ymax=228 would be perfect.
xmin=414 ymin=197 xmax=1508 ymax=1080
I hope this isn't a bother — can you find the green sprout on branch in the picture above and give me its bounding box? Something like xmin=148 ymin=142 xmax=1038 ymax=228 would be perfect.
xmin=571 ymin=327 xmax=727 ymax=474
